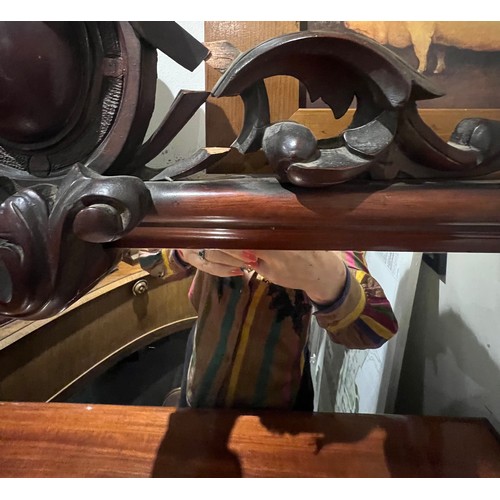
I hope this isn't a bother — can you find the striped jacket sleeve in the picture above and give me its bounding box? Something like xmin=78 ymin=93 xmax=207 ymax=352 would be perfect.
xmin=313 ymin=251 xmax=398 ymax=349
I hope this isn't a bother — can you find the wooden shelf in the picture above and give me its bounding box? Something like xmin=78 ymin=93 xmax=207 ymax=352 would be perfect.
xmin=0 ymin=402 xmax=499 ymax=477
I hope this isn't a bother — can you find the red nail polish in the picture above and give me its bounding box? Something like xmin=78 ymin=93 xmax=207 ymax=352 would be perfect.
xmin=243 ymin=250 xmax=257 ymax=261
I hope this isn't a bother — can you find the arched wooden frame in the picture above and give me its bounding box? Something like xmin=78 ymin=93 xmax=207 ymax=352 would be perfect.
xmin=0 ymin=266 xmax=196 ymax=403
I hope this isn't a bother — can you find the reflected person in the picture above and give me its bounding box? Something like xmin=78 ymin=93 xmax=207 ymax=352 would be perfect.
xmin=139 ymin=249 xmax=398 ymax=410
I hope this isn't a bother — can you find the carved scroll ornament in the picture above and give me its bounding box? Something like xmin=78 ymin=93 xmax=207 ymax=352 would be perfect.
xmin=0 ymin=21 xmax=213 ymax=185
xmin=0 ymin=165 xmax=151 ymax=319
xmin=211 ymin=31 xmax=500 ymax=186
xmin=0 ymin=21 xmax=211 ymax=320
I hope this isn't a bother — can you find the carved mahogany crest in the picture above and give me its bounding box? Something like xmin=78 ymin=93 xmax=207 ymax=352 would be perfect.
xmin=1 ymin=23 xmax=500 ymax=319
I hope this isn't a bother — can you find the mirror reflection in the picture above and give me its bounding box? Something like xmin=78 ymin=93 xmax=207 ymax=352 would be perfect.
xmin=132 ymin=248 xmax=398 ymax=411
xmin=30 ymin=248 xmax=398 ymax=413
xmin=3 ymin=248 xmax=494 ymax=435
xmin=69 ymin=250 xmax=499 ymax=435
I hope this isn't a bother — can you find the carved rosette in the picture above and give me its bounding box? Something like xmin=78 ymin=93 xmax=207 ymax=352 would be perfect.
xmin=0 ymin=165 xmax=151 ymax=320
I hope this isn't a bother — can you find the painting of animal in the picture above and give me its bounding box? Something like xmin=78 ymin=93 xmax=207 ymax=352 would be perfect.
xmin=344 ymin=21 xmax=500 ymax=74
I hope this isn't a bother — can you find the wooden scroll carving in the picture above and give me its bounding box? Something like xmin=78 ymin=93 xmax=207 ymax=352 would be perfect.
xmin=2 ymin=24 xmax=500 ymax=320
xmin=211 ymin=31 xmax=500 ymax=186
xmin=0 ymin=165 xmax=150 ymax=319
xmin=0 ymin=21 xmax=213 ymax=185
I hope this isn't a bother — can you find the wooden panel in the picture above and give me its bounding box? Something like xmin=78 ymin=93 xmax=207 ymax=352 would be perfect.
xmin=117 ymin=178 xmax=500 ymax=252
xmin=205 ymin=21 xmax=299 ymax=174
xmin=0 ymin=402 xmax=499 ymax=477
xmin=0 ymin=265 xmax=196 ymax=402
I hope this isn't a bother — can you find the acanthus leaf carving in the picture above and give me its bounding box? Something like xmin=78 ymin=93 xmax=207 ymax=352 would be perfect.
xmin=0 ymin=164 xmax=151 ymax=320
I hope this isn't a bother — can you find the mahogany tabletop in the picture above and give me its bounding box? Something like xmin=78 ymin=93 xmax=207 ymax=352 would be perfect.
xmin=0 ymin=402 xmax=499 ymax=477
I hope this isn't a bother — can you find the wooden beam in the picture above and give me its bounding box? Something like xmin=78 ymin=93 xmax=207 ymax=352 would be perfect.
xmin=116 ymin=177 xmax=500 ymax=252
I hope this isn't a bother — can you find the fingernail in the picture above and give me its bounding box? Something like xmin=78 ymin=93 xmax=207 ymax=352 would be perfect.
xmin=231 ymin=269 xmax=244 ymax=275
xmin=242 ymin=250 xmax=257 ymax=261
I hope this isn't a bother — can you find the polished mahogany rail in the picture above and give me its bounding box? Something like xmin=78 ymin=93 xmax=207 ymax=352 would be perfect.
xmin=117 ymin=177 xmax=500 ymax=252
xmin=1 ymin=402 xmax=499 ymax=477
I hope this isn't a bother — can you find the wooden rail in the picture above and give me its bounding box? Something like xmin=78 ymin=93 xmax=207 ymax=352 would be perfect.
xmin=117 ymin=178 xmax=500 ymax=252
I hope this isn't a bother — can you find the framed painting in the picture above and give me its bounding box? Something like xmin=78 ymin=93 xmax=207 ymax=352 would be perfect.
xmin=303 ymin=21 xmax=500 ymax=108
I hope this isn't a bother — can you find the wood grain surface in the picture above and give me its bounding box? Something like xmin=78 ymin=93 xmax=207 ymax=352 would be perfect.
xmin=0 ymin=402 xmax=499 ymax=477
xmin=117 ymin=178 xmax=500 ymax=252
xmin=205 ymin=21 xmax=299 ymax=145
xmin=0 ymin=263 xmax=147 ymax=349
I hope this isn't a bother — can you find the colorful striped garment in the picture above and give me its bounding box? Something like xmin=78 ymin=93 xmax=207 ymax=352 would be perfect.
xmin=140 ymin=249 xmax=398 ymax=410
